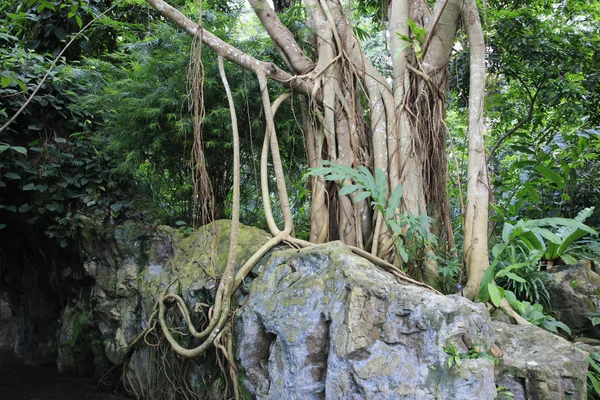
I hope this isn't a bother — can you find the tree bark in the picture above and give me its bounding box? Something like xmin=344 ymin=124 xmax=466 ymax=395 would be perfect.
xmin=462 ymin=0 xmax=490 ymax=299
xmin=145 ymin=0 xmax=491 ymax=294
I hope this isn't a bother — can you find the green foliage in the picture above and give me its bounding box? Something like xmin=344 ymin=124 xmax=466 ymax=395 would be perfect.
xmin=479 ymin=209 xmax=597 ymax=306
xmin=476 ymin=211 xmax=597 ymax=336
xmin=505 ymin=292 xmax=571 ymax=336
xmin=310 ymin=160 xmax=435 ymax=265
xmin=590 ymin=312 xmax=600 ymax=327
xmin=443 ymin=342 xmax=498 ymax=370
xmin=589 ymin=352 xmax=600 ymax=400
xmin=496 ymin=386 xmax=515 ymax=399
xmin=443 ymin=343 xmax=461 ymax=369
xmin=0 ymin=135 xmax=125 ymax=246
xmin=175 ymin=220 xmax=194 ymax=237
xmin=491 ymin=207 xmax=597 ymax=268
xmin=437 ymin=255 xmax=462 ymax=294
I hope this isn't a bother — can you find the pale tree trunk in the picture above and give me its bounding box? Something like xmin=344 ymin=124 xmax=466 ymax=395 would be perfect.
xmin=145 ymin=0 xmax=490 ymax=294
xmin=462 ymin=0 xmax=490 ymax=299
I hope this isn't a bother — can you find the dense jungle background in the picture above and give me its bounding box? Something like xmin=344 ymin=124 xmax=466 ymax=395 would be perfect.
xmin=1 ymin=0 xmax=600 ymax=399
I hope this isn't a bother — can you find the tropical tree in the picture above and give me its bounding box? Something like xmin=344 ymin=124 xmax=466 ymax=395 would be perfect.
xmin=143 ymin=0 xmax=490 ymax=297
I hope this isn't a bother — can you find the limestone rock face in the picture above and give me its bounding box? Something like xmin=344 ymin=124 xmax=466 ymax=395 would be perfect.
xmin=74 ymin=218 xmax=271 ymax=395
xmin=237 ymin=242 xmax=498 ymax=400
xmin=545 ymin=263 xmax=600 ymax=339
xmin=493 ymin=321 xmax=588 ymax=400
xmin=68 ymin=220 xmax=591 ymax=399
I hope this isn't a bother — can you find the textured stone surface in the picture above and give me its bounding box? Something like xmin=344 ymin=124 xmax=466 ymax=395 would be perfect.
xmin=68 ymin=220 xmax=591 ymax=400
xmin=545 ymin=263 xmax=600 ymax=339
xmin=0 ymin=292 xmax=21 ymax=352
xmin=74 ymin=218 xmax=271 ymax=396
xmin=237 ymin=241 xmax=498 ymax=400
xmin=493 ymin=321 xmax=589 ymax=400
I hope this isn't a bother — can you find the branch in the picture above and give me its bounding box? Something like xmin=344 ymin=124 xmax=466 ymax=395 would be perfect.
xmin=0 ymin=1 xmax=123 ymax=135
xmin=248 ymin=0 xmax=314 ymax=74
xmin=421 ymin=0 xmax=450 ymax=59
xmin=146 ymin=0 xmax=313 ymax=96
xmin=489 ymin=75 xmax=541 ymax=158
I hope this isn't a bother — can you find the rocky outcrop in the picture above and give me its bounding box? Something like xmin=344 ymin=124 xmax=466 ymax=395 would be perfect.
xmin=51 ymin=219 xmax=591 ymax=399
xmin=493 ymin=321 xmax=588 ymax=400
xmin=238 ymin=242 xmax=497 ymax=399
xmin=545 ymin=263 xmax=600 ymax=339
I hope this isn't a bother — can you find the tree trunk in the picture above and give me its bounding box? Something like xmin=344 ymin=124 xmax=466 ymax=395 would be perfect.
xmin=146 ymin=0 xmax=489 ymax=293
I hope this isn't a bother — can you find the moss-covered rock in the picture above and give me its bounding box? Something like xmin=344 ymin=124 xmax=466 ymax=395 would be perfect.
xmin=76 ymin=218 xmax=271 ymax=397
xmin=237 ymin=241 xmax=497 ymax=399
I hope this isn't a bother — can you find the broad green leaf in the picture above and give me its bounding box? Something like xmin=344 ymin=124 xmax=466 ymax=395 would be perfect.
xmin=6 ymin=205 xmax=17 ymax=213
xmin=0 ymin=181 xmax=5 ymax=188
xmin=374 ymin=168 xmax=387 ymax=202
xmin=536 ymin=165 xmax=566 ymax=189
xmin=589 ymin=374 xmax=600 ymax=394
xmin=339 ymin=185 xmax=362 ymax=196
xmin=22 ymin=183 xmax=35 ymax=191
xmin=10 ymin=146 xmax=27 ymax=156
xmin=559 ymin=254 xmax=578 ymax=265
xmin=0 ymin=224 xmax=5 ymax=229
xmin=18 ymin=203 xmax=31 ymax=213
xmin=0 ymin=144 xmax=9 ymax=152
xmin=492 ymin=242 xmax=506 ymax=258
xmin=502 ymin=222 xmax=515 ymax=243
xmin=505 ymin=272 xmax=526 ymax=283
xmin=504 ymin=290 xmax=518 ymax=306
xmin=530 ymin=227 xmax=562 ymax=245
xmin=398 ymin=246 xmax=409 ymax=263
xmin=353 ymin=191 xmax=371 ymax=203
xmin=358 ymin=166 xmax=375 ymax=194
xmin=386 ymin=185 xmax=403 ymax=221
xmin=395 ymin=33 xmax=411 ymax=42
xmin=488 ymin=283 xmax=502 ymax=307
xmin=4 ymin=172 xmax=21 ymax=180
xmin=496 ymin=262 xmax=530 ymax=277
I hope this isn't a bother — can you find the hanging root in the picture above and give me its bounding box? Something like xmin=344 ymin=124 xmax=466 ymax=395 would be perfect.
xmin=188 ymin=2 xmax=214 ymax=227
xmin=113 ymin=10 xmax=445 ymax=396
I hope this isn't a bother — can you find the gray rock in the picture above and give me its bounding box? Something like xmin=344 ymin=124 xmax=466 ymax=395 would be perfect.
xmin=71 ymin=219 xmax=592 ymax=400
xmin=237 ymin=241 xmax=498 ymax=399
xmin=493 ymin=321 xmax=588 ymax=400
xmin=0 ymin=292 xmax=21 ymax=353
xmin=545 ymin=263 xmax=600 ymax=339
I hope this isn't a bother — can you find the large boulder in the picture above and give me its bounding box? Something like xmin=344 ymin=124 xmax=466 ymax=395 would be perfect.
xmin=545 ymin=263 xmax=600 ymax=339
xmin=237 ymin=241 xmax=497 ymax=399
xmin=73 ymin=218 xmax=271 ymax=396
xmin=493 ymin=321 xmax=588 ymax=400
xmin=66 ymin=219 xmax=591 ymax=399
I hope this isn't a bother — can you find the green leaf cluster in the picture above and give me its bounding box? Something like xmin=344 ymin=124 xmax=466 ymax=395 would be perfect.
xmin=310 ymin=160 xmax=435 ymax=265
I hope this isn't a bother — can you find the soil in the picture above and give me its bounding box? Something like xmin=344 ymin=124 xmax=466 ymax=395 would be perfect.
xmin=0 ymin=350 xmax=131 ymax=400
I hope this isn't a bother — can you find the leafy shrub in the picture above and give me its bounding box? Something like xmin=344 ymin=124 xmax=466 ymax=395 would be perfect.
xmin=310 ymin=160 xmax=436 ymax=266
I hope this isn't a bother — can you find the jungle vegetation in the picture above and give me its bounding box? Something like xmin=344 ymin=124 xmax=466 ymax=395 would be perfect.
xmin=1 ymin=0 xmax=599 ymax=398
